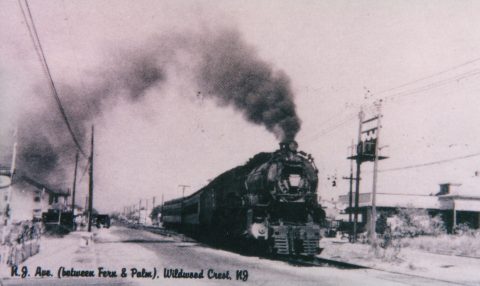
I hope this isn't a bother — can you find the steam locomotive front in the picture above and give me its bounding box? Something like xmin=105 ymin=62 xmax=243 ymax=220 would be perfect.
xmin=269 ymin=141 xmax=318 ymax=203
xmin=245 ymin=141 xmax=318 ymax=207
xmin=244 ymin=141 xmax=323 ymax=255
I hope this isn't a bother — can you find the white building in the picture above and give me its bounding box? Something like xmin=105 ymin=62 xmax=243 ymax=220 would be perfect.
xmin=338 ymin=178 xmax=480 ymax=232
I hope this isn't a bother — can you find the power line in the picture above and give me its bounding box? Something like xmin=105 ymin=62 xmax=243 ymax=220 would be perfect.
xmin=78 ymin=161 xmax=90 ymax=183
xmin=307 ymin=113 xmax=357 ymax=141
xmin=382 ymin=69 xmax=480 ymax=103
xmin=304 ymin=104 xmax=381 ymax=144
xmin=17 ymin=0 xmax=42 ymax=62
xmin=378 ymin=152 xmax=480 ymax=173
xmin=371 ymin=57 xmax=480 ymax=98
xmin=306 ymin=65 xmax=480 ymax=144
xmin=312 ymin=108 xmax=355 ymax=132
xmin=19 ymin=0 xmax=88 ymax=158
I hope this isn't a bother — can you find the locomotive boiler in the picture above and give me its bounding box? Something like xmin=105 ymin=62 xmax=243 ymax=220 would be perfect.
xmin=162 ymin=141 xmax=325 ymax=256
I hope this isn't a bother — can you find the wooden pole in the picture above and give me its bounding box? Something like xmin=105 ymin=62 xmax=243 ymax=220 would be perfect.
xmin=353 ymin=109 xmax=364 ymax=242
xmin=138 ymin=199 xmax=142 ymax=224
xmin=87 ymin=125 xmax=94 ymax=232
xmin=4 ymin=127 xmax=17 ymax=227
xmin=71 ymin=152 xmax=79 ymax=227
xmin=370 ymin=101 xmax=382 ymax=244
xmin=348 ymin=141 xmax=354 ymax=241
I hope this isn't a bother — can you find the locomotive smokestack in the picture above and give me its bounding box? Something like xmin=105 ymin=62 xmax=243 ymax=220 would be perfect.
xmin=279 ymin=140 xmax=298 ymax=153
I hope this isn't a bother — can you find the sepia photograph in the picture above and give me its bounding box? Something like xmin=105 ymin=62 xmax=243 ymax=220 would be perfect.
xmin=1 ymin=1 xmax=480 ymax=285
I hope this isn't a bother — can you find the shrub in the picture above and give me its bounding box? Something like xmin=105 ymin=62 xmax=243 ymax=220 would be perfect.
xmin=388 ymin=207 xmax=445 ymax=238
xmin=453 ymin=223 xmax=477 ymax=236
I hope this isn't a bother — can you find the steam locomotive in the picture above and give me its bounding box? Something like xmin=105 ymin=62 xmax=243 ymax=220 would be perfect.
xmin=162 ymin=141 xmax=325 ymax=256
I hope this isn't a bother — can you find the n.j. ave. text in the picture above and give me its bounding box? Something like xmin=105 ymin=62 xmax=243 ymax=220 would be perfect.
xmin=10 ymin=266 xmax=249 ymax=281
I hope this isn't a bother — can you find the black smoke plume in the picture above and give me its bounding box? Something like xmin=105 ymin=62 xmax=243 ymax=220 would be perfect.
xmin=198 ymin=30 xmax=301 ymax=141
xmin=15 ymin=29 xmax=301 ymax=190
xmin=17 ymin=52 xmax=167 ymax=189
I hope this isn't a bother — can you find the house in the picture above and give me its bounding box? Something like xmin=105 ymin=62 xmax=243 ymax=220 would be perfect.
xmin=0 ymin=169 xmax=70 ymax=225
xmin=8 ymin=175 xmax=69 ymax=223
xmin=0 ymin=171 xmax=70 ymax=265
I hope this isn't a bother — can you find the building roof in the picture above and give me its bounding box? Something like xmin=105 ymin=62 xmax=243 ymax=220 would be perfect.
xmin=339 ymin=192 xmax=442 ymax=210
xmin=338 ymin=175 xmax=480 ymax=213
xmin=446 ymin=177 xmax=480 ymax=198
xmin=13 ymin=174 xmax=69 ymax=196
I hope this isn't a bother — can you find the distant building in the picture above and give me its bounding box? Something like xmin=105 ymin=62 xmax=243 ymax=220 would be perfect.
xmin=339 ymin=178 xmax=480 ymax=232
xmin=1 ymin=175 xmax=69 ymax=224
xmin=435 ymin=181 xmax=480 ymax=231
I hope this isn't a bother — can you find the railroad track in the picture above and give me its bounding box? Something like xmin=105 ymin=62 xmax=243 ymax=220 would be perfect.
xmin=141 ymin=225 xmax=178 ymax=236
xmin=282 ymin=256 xmax=367 ymax=269
xmin=118 ymin=222 xmax=174 ymax=235
xmin=126 ymin=224 xmax=196 ymax=242
xmin=137 ymin=224 xmax=367 ymax=269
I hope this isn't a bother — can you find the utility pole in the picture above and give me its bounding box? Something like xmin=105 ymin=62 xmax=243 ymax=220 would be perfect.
xmin=146 ymin=198 xmax=149 ymax=222
xmin=161 ymin=193 xmax=164 ymax=222
xmin=178 ymin=185 xmax=190 ymax=198
xmin=152 ymin=196 xmax=156 ymax=209
xmin=347 ymin=141 xmax=354 ymax=224
xmin=347 ymin=103 xmax=387 ymax=244
xmin=370 ymin=100 xmax=383 ymax=244
xmin=3 ymin=127 xmax=17 ymax=227
xmin=87 ymin=125 xmax=94 ymax=232
xmin=353 ymin=109 xmax=364 ymax=242
xmin=71 ymin=152 xmax=79 ymax=228
xmin=138 ymin=199 xmax=142 ymax=224
xmin=342 ymin=140 xmax=356 ymax=242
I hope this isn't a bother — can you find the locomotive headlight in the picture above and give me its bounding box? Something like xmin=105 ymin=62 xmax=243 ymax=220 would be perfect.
xmin=250 ymin=222 xmax=268 ymax=239
xmin=289 ymin=174 xmax=301 ymax=187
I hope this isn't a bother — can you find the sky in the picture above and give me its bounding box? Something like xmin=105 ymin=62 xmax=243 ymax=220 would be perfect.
xmin=2 ymin=0 xmax=480 ymax=213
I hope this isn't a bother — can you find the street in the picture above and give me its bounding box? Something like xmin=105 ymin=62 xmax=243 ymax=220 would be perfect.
xmin=0 ymin=226 xmax=458 ymax=286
